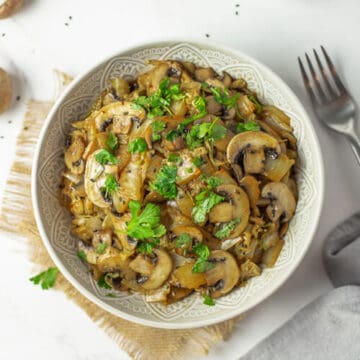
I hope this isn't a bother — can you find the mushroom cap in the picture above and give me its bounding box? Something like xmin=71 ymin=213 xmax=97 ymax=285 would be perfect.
xmin=261 ymin=182 xmax=296 ymax=222
xmin=129 ymin=249 xmax=173 ymax=290
xmin=0 ymin=68 xmax=12 ymax=114
xmin=203 ymin=250 xmax=240 ymax=298
xmin=226 ymin=131 xmax=281 ymax=164
xmin=94 ymin=101 xmax=146 ymax=134
xmin=214 ymin=184 xmax=250 ymax=238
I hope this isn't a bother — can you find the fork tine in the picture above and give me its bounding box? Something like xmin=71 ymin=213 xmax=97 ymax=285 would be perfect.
xmin=305 ymin=53 xmax=327 ymax=103
xmin=298 ymin=57 xmax=317 ymax=104
xmin=313 ymin=48 xmax=337 ymax=99
xmin=321 ymin=45 xmax=347 ymax=95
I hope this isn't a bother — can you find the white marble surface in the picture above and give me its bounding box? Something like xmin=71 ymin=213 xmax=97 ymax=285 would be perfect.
xmin=1 ymin=1 xmax=360 ymax=359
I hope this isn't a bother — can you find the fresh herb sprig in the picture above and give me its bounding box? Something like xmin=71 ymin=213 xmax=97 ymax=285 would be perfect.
xmin=192 ymin=190 xmax=224 ymax=224
xmin=29 ymin=267 xmax=59 ymax=290
xmin=214 ymin=218 xmax=241 ymax=239
xmin=150 ymin=165 xmax=178 ymax=199
xmin=192 ymin=242 xmax=215 ymax=273
xmin=95 ymin=149 xmax=118 ymax=165
xmin=126 ymin=200 xmax=166 ymax=240
xmin=236 ymin=121 xmax=260 ymax=133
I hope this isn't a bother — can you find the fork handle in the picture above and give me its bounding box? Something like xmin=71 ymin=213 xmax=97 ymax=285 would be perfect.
xmin=347 ymin=131 xmax=360 ymax=165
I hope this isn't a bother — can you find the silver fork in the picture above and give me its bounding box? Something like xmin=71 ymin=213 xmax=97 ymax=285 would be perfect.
xmin=298 ymin=46 xmax=360 ymax=164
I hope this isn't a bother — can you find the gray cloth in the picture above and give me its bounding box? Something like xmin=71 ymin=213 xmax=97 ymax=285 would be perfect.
xmin=241 ymin=212 xmax=360 ymax=360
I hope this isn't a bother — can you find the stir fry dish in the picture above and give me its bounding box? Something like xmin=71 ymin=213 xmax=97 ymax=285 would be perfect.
xmin=60 ymin=60 xmax=298 ymax=306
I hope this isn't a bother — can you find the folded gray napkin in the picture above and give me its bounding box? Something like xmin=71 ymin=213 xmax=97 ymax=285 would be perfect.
xmin=241 ymin=212 xmax=360 ymax=360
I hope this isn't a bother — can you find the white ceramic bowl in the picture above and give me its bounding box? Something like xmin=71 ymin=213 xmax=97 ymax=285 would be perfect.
xmin=32 ymin=41 xmax=324 ymax=329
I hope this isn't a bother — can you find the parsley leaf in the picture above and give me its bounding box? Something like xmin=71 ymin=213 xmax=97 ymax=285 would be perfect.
xmin=203 ymin=294 xmax=215 ymax=306
xmin=137 ymin=239 xmax=160 ymax=255
xmin=214 ymin=218 xmax=241 ymax=239
xmin=175 ymin=233 xmax=192 ymax=255
xmin=191 ymin=242 xmax=215 ymax=273
xmin=185 ymin=118 xmax=227 ymax=150
xmin=205 ymin=176 xmax=223 ymax=189
xmin=95 ymin=149 xmax=118 ymax=165
xmin=192 ymin=156 xmax=205 ymax=168
xmin=151 ymin=120 xmax=166 ymax=142
xmin=150 ymin=165 xmax=178 ymax=199
xmin=77 ymin=250 xmax=87 ymax=261
xmin=126 ymin=201 xmax=166 ymax=240
xmin=192 ymin=190 xmax=225 ymax=224
xmin=211 ymin=87 xmax=240 ymax=108
xmin=131 ymin=77 xmax=185 ymax=118
xmin=96 ymin=242 xmax=108 ymax=254
xmin=29 ymin=267 xmax=59 ymax=290
xmin=168 ymin=153 xmax=181 ymax=163
xmin=106 ymin=132 xmax=119 ymax=151
xmin=101 ymin=174 xmax=118 ymax=197
xmin=236 ymin=121 xmax=260 ymax=133
xmin=248 ymin=95 xmax=263 ymax=113
xmin=128 ymin=137 xmax=148 ymax=153
xmin=97 ymin=275 xmax=111 ymax=289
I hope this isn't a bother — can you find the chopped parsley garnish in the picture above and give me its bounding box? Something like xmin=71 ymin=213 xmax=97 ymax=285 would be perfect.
xmin=29 ymin=267 xmax=59 ymax=290
xmin=106 ymin=132 xmax=119 ymax=151
xmin=128 ymin=137 xmax=148 ymax=153
xmin=151 ymin=120 xmax=166 ymax=142
xmin=131 ymin=77 xmax=185 ymax=118
xmin=211 ymin=87 xmax=240 ymax=108
xmin=214 ymin=218 xmax=241 ymax=239
xmin=248 ymin=95 xmax=263 ymax=113
xmin=236 ymin=121 xmax=260 ymax=133
xmin=97 ymin=275 xmax=111 ymax=289
xmin=192 ymin=190 xmax=225 ymax=224
xmin=96 ymin=242 xmax=108 ymax=254
xmin=192 ymin=242 xmax=215 ymax=273
xmin=205 ymin=176 xmax=223 ymax=189
xmin=164 ymin=96 xmax=208 ymax=141
xmin=101 ymin=174 xmax=118 ymax=198
xmin=150 ymin=165 xmax=178 ymax=199
xmin=175 ymin=233 xmax=192 ymax=256
xmin=95 ymin=149 xmax=118 ymax=165
xmin=203 ymin=294 xmax=215 ymax=306
xmin=168 ymin=153 xmax=181 ymax=163
xmin=185 ymin=118 xmax=227 ymax=150
xmin=77 ymin=250 xmax=87 ymax=261
xmin=126 ymin=200 xmax=166 ymax=240
xmin=192 ymin=156 xmax=205 ymax=168
xmin=137 ymin=239 xmax=160 ymax=255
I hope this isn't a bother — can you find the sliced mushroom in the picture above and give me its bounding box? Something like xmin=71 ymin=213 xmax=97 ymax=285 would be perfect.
xmin=219 ymin=71 xmax=233 ymax=88
xmin=175 ymin=188 xmax=194 ymax=218
xmin=0 ymin=0 xmax=22 ymax=19
xmin=94 ymin=101 xmax=146 ymax=134
xmin=205 ymin=95 xmax=222 ymax=115
xmin=172 ymin=262 xmax=207 ymax=289
xmin=0 ymin=68 xmax=12 ymax=114
xmin=110 ymin=78 xmax=130 ymax=99
xmin=205 ymin=78 xmax=225 ymax=90
xmin=97 ymin=246 xmax=135 ymax=275
xmin=237 ymin=94 xmax=256 ymax=118
xmin=129 ymin=249 xmax=173 ymax=290
xmin=226 ymin=131 xmax=281 ymax=175
xmin=84 ymin=149 xmax=112 ymax=208
xmin=203 ymin=250 xmax=240 ymax=298
xmin=213 ymin=184 xmax=250 ymax=238
xmin=194 ymin=67 xmax=215 ymax=82
xmin=145 ymin=283 xmax=171 ymax=302
xmin=166 ymin=287 xmax=193 ymax=305
xmin=230 ymin=78 xmax=247 ymax=90
xmin=209 ymin=202 xmax=234 ymax=223
xmin=172 ymin=225 xmax=203 ymax=256
xmin=261 ymin=182 xmax=296 ymax=222
xmin=64 ymin=132 xmax=86 ymax=175
xmin=240 ymin=176 xmax=260 ymax=216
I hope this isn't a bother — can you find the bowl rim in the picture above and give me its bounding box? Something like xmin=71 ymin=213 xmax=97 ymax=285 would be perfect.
xmin=31 ymin=39 xmax=324 ymax=329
